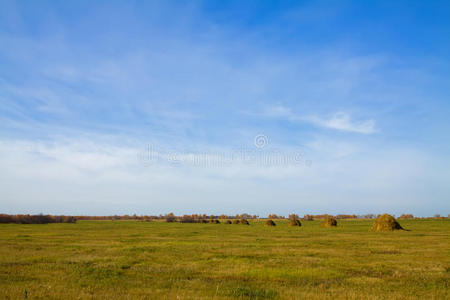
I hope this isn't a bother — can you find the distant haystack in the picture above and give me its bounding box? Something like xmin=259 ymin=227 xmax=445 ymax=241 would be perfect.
xmin=288 ymin=219 xmax=302 ymax=227
xmin=321 ymin=215 xmax=337 ymax=227
xmin=372 ymin=214 xmax=404 ymax=231
xmin=240 ymin=219 xmax=250 ymax=225
xmin=265 ymin=219 xmax=276 ymax=226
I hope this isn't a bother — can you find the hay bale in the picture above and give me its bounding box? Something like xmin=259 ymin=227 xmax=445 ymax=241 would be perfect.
xmin=372 ymin=214 xmax=404 ymax=231
xmin=321 ymin=215 xmax=337 ymax=227
xmin=232 ymin=219 xmax=240 ymax=224
xmin=225 ymin=220 xmax=232 ymax=224
xmin=239 ymin=219 xmax=250 ymax=225
xmin=265 ymin=219 xmax=276 ymax=226
xmin=288 ymin=219 xmax=302 ymax=226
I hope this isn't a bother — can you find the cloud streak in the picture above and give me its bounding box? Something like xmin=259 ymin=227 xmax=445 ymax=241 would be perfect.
xmin=305 ymin=112 xmax=376 ymax=134
xmin=260 ymin=106 xmax=376 ymax=134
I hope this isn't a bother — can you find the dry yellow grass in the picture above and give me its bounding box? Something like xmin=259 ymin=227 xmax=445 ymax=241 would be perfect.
xmin=0 ymin=219 xmax=449 ymax=299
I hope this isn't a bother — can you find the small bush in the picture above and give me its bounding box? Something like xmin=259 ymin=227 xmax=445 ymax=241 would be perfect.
xmin=321 ymin=215 xmax=337 ymax=227
xmin=303 ymin=214 xmax=314 ymax=221
xmin=289 ymin=213 xmax=299 ymax=220
xmin=265 ymin=219 xmax=276 ymax=226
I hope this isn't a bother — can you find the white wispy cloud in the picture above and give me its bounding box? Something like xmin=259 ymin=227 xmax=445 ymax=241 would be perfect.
xmin=259 ymin=105 xmax=376 ymax=134
xmin=305 ymin=112 xmax=376 ymax=134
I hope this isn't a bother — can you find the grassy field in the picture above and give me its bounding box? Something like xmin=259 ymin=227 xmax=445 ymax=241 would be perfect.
xmin=0 ymin=219 xmax=449 ymax=299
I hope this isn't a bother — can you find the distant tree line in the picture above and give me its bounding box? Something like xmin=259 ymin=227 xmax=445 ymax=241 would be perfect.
xmin=74 ymin=213 xmax=261 ymax=222
xmin=0 ymin=214 xmax=76 ymax=224
xmin=302 ymin=214 xmax=359 ymax=220
xmin=0 ymin=213 xmax=447 ymax=224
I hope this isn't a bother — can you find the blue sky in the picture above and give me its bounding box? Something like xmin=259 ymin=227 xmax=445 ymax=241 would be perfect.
xmin=0 ymin=0 xmax=449 ymax=216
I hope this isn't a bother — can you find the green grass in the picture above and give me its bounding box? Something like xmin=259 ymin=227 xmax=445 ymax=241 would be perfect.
xmin=0 ymin=219 xmax=449 ymax=299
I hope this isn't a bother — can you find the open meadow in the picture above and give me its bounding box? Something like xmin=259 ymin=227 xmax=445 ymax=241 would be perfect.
xmin=0 ymin=219 xmax=449 ymax=299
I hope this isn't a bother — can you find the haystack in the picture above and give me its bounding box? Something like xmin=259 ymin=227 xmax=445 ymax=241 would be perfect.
xmin=288 ymin=219 xmax=302 ymax=226
xmin=240 ymin=219 xmax=250 ymax=225
xmin=372 ymin=214 xmax=404 ymax=231
xmin=321 ymin=215 xmax=337 ymax=227
xmin=265 ymin=219 xmax=276 ymax=226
